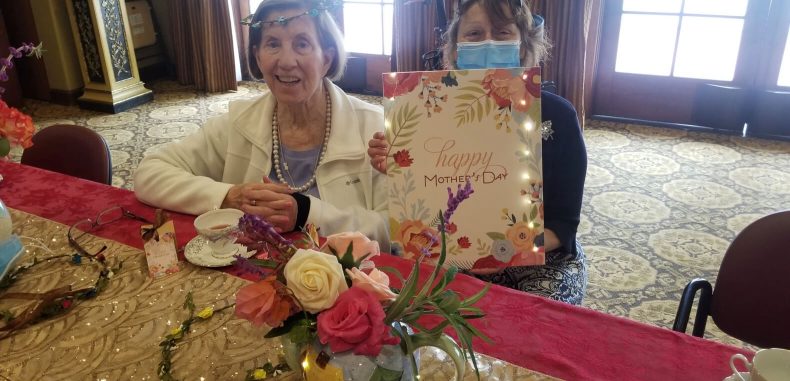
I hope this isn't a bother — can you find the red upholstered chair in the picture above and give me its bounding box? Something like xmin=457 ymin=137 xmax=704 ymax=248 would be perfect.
xmin=672 ymin=210 xmax=790 ymax=349
xmin=21 ymin=124 xmax=112 ymax=185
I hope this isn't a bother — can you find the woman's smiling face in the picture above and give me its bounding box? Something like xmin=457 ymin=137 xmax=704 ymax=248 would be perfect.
xmin=254 ymin=8 xmax=333 ymax=106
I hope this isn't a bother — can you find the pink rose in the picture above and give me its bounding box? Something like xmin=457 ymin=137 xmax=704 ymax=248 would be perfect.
xmin=346 ymin=267 xmax=397 ymax=302
xmin=317 ymin=287 xmax=400 ymax=356
xmin=324 ymin=231 xmax=380 ymax=261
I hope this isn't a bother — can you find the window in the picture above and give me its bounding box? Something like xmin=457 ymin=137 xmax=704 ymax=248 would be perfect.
xmin=343 ymin=0 xmax=393 ymax=55
xmin=248 ymin=0 xmax=393 ymax=56
xmin=615 ymin=0 xmax=748 ymax=81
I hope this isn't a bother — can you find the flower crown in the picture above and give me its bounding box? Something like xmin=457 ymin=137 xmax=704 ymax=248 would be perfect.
xmin=241 ymin=0 xmax=341 ymax=28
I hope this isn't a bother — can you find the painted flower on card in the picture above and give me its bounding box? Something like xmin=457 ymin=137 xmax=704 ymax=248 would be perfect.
xmin=482 ymin=69 xmax=531 ymax=112
xmin=524 ymin=67 xmax=542 ymax=99
xmin=398 ymin=220 xmax=440 ymax=258
xmin=393 ymin=149 xmax=413 ymax=168
xmin=457 ymin=236 xmax=471 ymax=249
xmin=445 ymin=222 xmax=457 ymax=235
xmin=506 ymin=221 xmax=538 ymax=253
xmin=490 ymin=239 xmax=516 ymax=263
xmin=383 ymin=72 xmax=421 ymax=98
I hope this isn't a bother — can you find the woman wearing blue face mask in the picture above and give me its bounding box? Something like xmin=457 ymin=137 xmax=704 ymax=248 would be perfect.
xmin=369 ymin=0 xmax=587 ymax=305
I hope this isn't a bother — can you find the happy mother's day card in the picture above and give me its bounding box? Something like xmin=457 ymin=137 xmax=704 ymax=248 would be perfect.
xmin=383 ymin=68 xmax=544 ymax=274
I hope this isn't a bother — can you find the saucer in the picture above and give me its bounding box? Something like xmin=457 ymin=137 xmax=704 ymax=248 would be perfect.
xmin=184 ymin=235 xmax=255 ymax=267
xmin=723 ymin=371 xmax=750 ymax=381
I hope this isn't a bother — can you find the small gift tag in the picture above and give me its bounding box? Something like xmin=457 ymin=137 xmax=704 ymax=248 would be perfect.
xmin=142 ymin=209 xmax=181 ymax=278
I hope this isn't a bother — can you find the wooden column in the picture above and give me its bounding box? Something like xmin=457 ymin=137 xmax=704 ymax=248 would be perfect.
xmin=65 ymin=0 xmax=152 ymax=113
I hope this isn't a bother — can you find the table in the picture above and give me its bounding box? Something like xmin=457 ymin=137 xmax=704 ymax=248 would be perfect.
xmin=0 ymin=161 xmax=752 ymax=380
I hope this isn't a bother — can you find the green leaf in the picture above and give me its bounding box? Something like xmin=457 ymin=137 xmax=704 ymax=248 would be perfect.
xmin=370 ymin=365 xmax=403 ymax=381
xmin=475 ymin=101 xmax=483 ymax=122
xmin=264 ymin=314 xmax=315 ymax=339
xmin=287 ymin=321 xmax=314 ymax=346
xmin=458 ymin=85 xmax=485 ymax=94
xmin=522 ymin=212 xmax=528 ymax=222
xmin=459 ymin=283 xmax=490 ymax=308
xmin=530 ymin=206 xmax=538 ymax=220
xmin=183 ymin=291 xmax=195 ymax=313
xmin=486 ymin=232 xmax=506 ymax=241
xmin=437 ymin=291 xmax=461 ymax=314
xmin=338 ymin=242 xmax=356 ymax=270
xmin=455 ymin=93 xmax=479 ymax=101
xmin=0 ymin=137 xmax=9 ymax=157
xmin=248 ymin=258 xmax=280 ymax=269
xmin=431 ymin=265 xmax=457 ymax=295
xmin=384 ymin=261 xmax=420 ymax=324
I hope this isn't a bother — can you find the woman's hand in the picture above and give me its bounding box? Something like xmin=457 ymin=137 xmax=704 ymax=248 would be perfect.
xmin=222 ymin=179 xmax=297 ymax=231
xmin=367 ymin=131 xmax=388 ymax=174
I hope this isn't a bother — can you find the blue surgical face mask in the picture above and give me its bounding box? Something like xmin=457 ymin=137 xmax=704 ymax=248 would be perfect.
xmin=456 ymin=40 xmax=521 ymax=69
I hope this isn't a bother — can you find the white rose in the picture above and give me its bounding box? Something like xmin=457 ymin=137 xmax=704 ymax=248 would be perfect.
xmin=284 ymin=248 xmax=349 ymax=313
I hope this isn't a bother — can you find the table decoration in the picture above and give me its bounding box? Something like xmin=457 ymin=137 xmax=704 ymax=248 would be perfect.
xmin=233 ymin=182 xmax=487 ymax=380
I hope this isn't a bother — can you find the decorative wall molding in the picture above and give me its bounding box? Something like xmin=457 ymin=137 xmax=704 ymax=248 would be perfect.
xmin=99 ymin=0 xmax=132 ymax=81
xmin=72 ymin=0 xmax=105 ymax=83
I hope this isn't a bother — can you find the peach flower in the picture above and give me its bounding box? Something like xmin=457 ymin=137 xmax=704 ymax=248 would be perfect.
xmin=506 ymin=221 xmax=538 ymax=253
xmin=345 ymin=267 xmax=397 ymax=302
xmin=482 ymin=69 xmax=531 ymax=112
xmin=324 ymin=231 xmax=380 ymax=261
xmin=235 ymin=276 xmax=297 ymax=327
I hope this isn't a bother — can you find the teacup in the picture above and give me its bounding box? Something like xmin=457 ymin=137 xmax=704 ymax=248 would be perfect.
xmin=194 ymin=209 xmax=244 ymax=256
xmin=730 ymin=348 xmax=790 ymax=381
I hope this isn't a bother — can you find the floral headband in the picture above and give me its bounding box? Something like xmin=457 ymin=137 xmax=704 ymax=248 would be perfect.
xmin=241 ymin=0 xmax=341 ymax=28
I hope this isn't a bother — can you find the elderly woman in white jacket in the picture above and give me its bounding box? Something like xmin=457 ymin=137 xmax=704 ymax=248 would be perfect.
xmin=134 ymin=0 xmax=388 ymax=246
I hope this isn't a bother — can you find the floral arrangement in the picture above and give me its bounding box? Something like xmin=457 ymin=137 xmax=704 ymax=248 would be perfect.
xmin=233 ymin=182 xmax=488 ymax=379
xmin=0 ymin=42 xmax=43 ymax=157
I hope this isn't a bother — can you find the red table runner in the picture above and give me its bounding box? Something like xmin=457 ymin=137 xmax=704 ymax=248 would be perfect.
xmin=0 ymin=161 xmax=751 ymax=380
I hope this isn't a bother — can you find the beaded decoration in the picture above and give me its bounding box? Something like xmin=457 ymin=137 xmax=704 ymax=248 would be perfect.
xmin=241 ymin=0 xmax=341 ymax=28
xmin=271 ymin=90 xmax=331 ymax=193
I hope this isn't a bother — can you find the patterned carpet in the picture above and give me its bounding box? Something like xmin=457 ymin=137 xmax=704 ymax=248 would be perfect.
xmin=13 ymin=80 xmax=790 ymax=349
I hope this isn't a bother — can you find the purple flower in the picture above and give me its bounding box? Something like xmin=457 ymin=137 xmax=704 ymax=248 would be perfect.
xmin=0 ymin=58 xmax=13 ymax=69
xmin=8 ymin=47 xmax=21 ymax=58
xmin=233 ymin=255 xmax=269 ymax=277
xmin=237 ymin=214 xmax=292 ymax=249
xmin=0 ymin=71 xmax=8 ymax=82
xmin=442 ymin=181 xmax=474 ymax=228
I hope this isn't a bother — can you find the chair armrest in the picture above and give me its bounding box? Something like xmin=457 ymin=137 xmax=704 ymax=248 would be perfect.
xmin=672 ymin=278 xmax=713 ymax=337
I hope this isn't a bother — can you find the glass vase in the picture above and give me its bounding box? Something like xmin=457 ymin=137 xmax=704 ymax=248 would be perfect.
xmin=281 ymin=322 xmax=466 ymax=381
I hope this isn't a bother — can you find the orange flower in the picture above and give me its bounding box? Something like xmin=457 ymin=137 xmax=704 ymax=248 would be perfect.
xmin=398 ymin=220 xmax=440 ymax=258
xmin=506 ymin=221 xmax=537 ymax=253
xmin=0 ymin=100 xmax=34 ymax=155
xmin=482 ymin=69 xmax=532 ymax=112
xmin=235 ymin=276 xmax=298 ymax=327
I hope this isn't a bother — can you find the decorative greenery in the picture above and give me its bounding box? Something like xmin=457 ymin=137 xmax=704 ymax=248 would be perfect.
xmin=234 ymin=181 xmax=488 ymax=380
xmin=385 ymin=103 xmax=422 ymax=176
xmin=453 ymin=84 xmax=493 ymax=128
xmin=0 ymin=252 xmax=121 ymax=340
xmin=157 ymin=292 xmax=290 ymax=381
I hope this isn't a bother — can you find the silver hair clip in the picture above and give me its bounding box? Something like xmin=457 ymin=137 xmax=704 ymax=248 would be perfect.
xmin=533 ymin=15 xmax=544 ymax=29
xmin=241 ymin=0 xmax=341 ymax=28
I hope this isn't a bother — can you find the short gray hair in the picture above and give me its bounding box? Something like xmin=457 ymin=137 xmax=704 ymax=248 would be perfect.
xmin=247 ymin=0 xmax=347 ymax=81
xmin=443 ymin=0 xmax=551 ymax=69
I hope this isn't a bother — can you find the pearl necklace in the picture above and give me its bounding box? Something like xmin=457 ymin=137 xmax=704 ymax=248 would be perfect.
xmin=271 ymin=90 xmax=331 ymax=193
